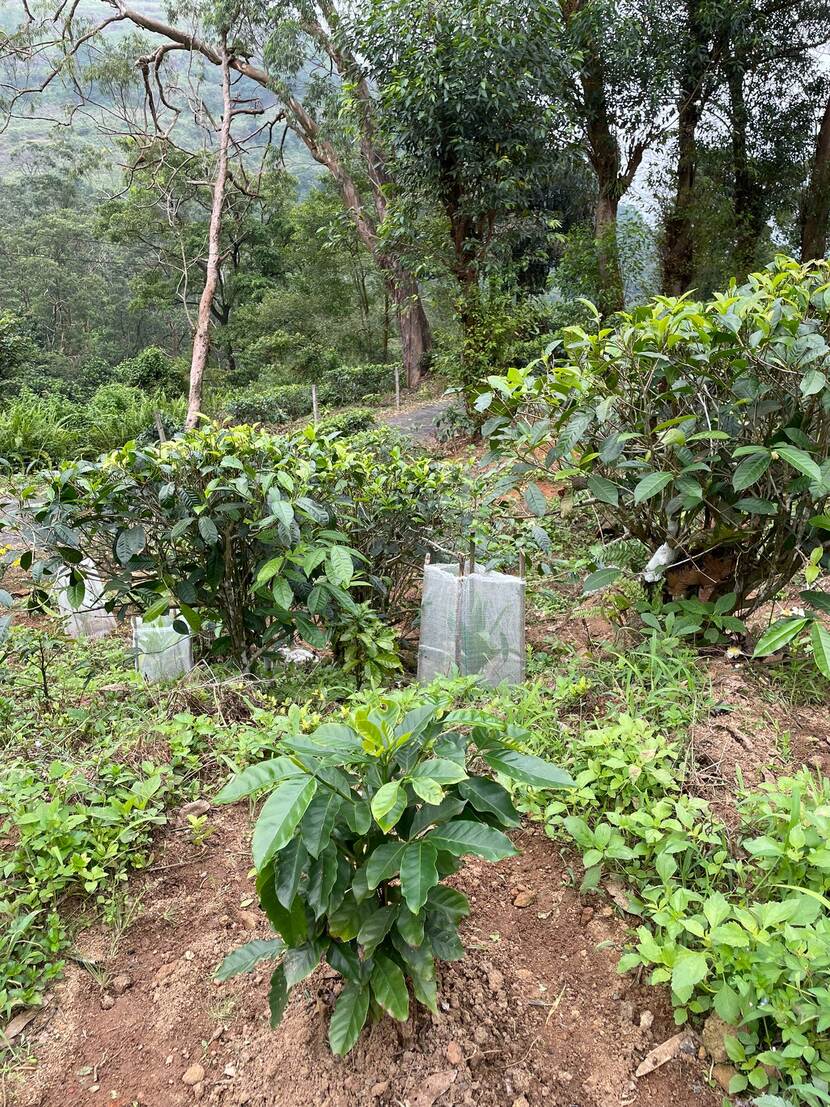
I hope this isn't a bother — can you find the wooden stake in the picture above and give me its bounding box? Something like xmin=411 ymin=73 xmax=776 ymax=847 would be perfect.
xmin=311 ymin=383 xmax=319 ymax=425
xmin=394 ymin=363 xmax=401 ymax=411
xmin=153 ymin=410 xmax=168 ymax=443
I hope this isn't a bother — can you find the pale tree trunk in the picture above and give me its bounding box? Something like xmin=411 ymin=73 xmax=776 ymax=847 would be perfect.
xmin=801 ymin=93 xmax=830 ymax=262
xmin=185 ymin=43 xmax=231 ymax=429
xmin=111 ymin=1 xmax=432 ymax=388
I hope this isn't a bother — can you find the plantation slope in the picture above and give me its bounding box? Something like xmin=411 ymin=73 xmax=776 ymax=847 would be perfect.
xmin=15 ymin=811 xmax=719 ymax=1107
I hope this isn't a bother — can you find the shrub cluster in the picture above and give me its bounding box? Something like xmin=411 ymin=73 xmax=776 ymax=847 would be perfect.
xmin=487 ymin=256 xmax=830 ymax=677
xmin=0 ymin=385 xmax=185 ymax=465
xmin=3 ymin=423 xmax=479 ymax=670
xmin=223 ymin=364 xmax=399 ymax=428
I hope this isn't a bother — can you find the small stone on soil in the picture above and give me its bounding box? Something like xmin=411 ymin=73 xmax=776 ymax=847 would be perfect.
xmin=111 ymin=973 xmax=132 ymax=995
xmin=182 ymin=1063 xmax=205 ymax=1086
xmin=100 ymin=994 xmax=115 ymax=1010
xmin=639 ymin=1009 xmax=654 ymax=1031
xmin=512 ymin=890 xmax=536 ymax=908
xmin=711 ymin=1063 xmax=737 ymax=1092
xmin=487 ymin=969 xmax=504 ymax=993
xmin=446 ymin=1041 xmax=463 ymax=1065
xmin=179 ymin=799 xmax=211 ymax=819
xmin=701 ymin=1012 xmax=731 ymax=1064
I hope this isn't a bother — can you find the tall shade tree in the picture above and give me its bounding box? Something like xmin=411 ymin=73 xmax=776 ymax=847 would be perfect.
xmin=358 ymin=0 xmax=568 ymax=332
xmin=661 ymin=0 xmax=830 ymax=293
xmin=801 ymin=88 xmax=830 ymax=262
xmin=1 ymin=0 xmax=433 ymax=387
xmin=558 ymin=0 xmax=675 ymax=313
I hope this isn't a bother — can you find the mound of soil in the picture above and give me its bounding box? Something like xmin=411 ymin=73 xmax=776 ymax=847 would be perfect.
xmin=14 ymin=811 xmax=719 ymax=1107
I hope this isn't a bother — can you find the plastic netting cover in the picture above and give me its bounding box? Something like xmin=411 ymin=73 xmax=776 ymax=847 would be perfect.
xmin=132 ymin=615 xmax=194 ymax=682
xmin=55 ymin=558 xmax=116 ymax=640
xmin=417 ymin=563 xmax=525 ymax=687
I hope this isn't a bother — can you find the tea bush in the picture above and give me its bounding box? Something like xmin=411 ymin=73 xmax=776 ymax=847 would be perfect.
xmin=316 ymin=407 xmax=377 ymax=438
xmin=5 ymin=425 xmax=362 ymax=667
xmin=215 ymin=691 xmax=572 ymax=1054
xmin=223 ymin=385 xmax=301 ymax=424
xmin=486 ymin=257 xmax=830 ymax=675
xmin=222 ymin=364 xmax=397 ymax=428
xmin=318 ymin=363 xmax=396 ymax=405
xmin=300 ymin=432 xmax=480 ymax=628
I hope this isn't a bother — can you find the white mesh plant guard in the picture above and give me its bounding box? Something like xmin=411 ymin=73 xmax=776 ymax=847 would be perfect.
xmin=55 ymin=558 xmax=116 ymax=640
xmin=417 ymin=563 xmax=526 ymax=687
xmin=132 ymin=614 xmax=194 ymax=682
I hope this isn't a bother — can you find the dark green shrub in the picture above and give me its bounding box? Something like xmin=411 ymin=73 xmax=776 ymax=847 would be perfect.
xmin=487 ymin=257 xmax=830 ymax=675
xmin=115 ymin=346 xmax=186 ymax=395
xmin=224 ymin=383 xmax=311 ymax=424
xmin=435 ymin=403 xmax=478 ymax=443
xmin=4 ymin=425 xmax=362 ymax=668
xmin=315 ymin=408 xmax=377 ymax=437
xmin=299 ymin=433 xmax=478 ymax=628
xmin=237 ymin=331 xmax=340 ymax=383
xmin=214 ymin=692 xmax=571 ymax=1054
xmin=224 ymin=391 xmax=291 ymax=426
xmin=318 ymin=363 xmax=397 ymax=406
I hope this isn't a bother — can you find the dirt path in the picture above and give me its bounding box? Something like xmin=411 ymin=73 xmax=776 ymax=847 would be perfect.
xmin=14 ymin=808 xmax=719 ymax=1107
xmin=382 ymin=399 xmax=451 ymax=443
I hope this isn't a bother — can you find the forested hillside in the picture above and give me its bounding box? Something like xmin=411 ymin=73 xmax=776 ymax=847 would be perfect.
xmin=4 ymin=5 xmax=830 ymax=1107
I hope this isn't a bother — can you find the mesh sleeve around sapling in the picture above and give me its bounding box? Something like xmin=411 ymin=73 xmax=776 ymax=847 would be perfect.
xmin=54 ymin=558 xmax=116 ymax=640
xmin=132 ymin=614 xmax=194 ymax=682
xmin=417 ymin=563 xmax=525 ymax=687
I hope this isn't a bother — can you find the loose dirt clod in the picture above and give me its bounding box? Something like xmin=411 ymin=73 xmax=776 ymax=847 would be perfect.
xmin=182 ymin=1063 xmax=205 ymax=1086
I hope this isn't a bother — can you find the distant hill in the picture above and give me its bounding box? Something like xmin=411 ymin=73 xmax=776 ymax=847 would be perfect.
xmin=0 ymin=1 xmax=322 ymax=189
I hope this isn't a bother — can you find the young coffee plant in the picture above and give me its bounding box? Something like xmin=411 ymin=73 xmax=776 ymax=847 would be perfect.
xmin=214 ymin=692 xmax=572 ymax=1054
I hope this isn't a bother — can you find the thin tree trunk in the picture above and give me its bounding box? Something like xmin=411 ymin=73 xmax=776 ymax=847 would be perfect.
xmin=185 ymin=43 xmax=231 ymax=429
xmin=727 ymin=56 xmax=764 ymax=278
xmin=560 ymin=0 xmax=626 ymax=313
xmin=112 ymin=1 xmax=433 ymax=391
xmin=801 ymin=93 xmax=830 ymax=262
xmin=662 ymin=90 xmax=700 ymax=295
xmin=594 ymin=192 xmax=621 ymax=309
xmin=662 ymin=0 xmax=709 ymax=296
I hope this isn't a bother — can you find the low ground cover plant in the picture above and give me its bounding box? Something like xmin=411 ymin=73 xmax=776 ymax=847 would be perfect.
xmin=215 ymin=691 xmax=572 ymax=1054
xmin=0 ymin=621 xmax=348 ymax=1020
xmin=531 ymin=699 xmax=830 ymax=1104
xmin=485 ymin=257 xmax=830 ymax=678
